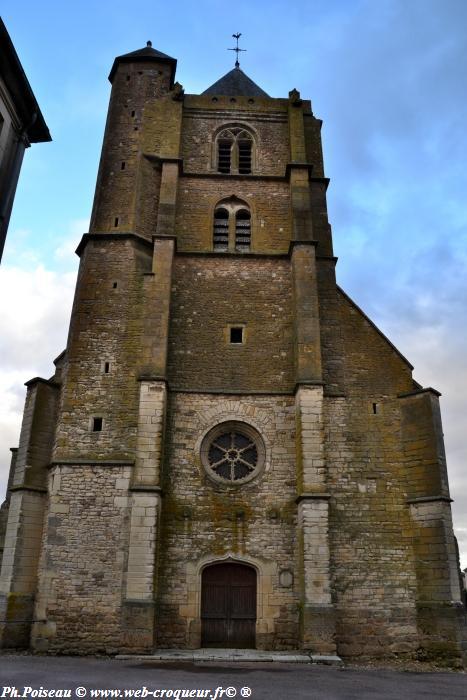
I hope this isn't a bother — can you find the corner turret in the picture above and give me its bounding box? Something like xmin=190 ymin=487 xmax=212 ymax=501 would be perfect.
xmin=108 ymin=41 xmax=177 ymax=87
xmin=89 ymin=42 xmax=178 ymax=234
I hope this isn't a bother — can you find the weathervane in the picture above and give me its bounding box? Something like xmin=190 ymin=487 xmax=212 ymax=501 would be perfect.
xmin=228 ymin=33 xmax=246 ymax=68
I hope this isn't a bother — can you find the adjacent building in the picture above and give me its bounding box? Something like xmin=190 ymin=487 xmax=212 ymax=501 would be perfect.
xmin=0 ymin=17 xmax=51 ymax=262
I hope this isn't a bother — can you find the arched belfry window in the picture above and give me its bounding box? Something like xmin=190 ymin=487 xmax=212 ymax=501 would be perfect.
xmin=216 ymin=127 xmax=254 ymax=174
xmin=213 ymin=198 xmax=251 ymax=253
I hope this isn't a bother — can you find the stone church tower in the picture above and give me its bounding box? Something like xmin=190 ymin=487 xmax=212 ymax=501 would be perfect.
xmin=1 ymin=42 xmax=465 ymax=660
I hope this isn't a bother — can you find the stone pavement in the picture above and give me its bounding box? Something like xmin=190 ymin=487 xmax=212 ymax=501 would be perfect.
xmin=1 ymin=653 xmax=466 ymax=700
xmin=117 ymin=648 xmax=343 ymax=664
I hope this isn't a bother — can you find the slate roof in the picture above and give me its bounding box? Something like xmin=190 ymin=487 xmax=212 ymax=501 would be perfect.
xmin=202 ymin=67 xmax=269 ymax=98
xmin=108 ymin=42 xmax=177 ymax=83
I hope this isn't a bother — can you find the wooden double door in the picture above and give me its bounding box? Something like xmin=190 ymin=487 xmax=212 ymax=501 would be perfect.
xmin=201 ymin=563 xmax=257 ymax=648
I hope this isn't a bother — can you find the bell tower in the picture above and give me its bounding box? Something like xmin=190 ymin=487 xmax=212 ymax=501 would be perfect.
xmin=1 ymin=40 xmax=464 ymax=662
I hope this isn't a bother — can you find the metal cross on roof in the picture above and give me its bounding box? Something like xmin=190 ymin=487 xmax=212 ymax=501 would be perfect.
xmin=228 ymin=32 xmax=246 ymax=68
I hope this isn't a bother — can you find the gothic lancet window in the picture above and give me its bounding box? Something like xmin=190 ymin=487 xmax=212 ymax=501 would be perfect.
xmin=213 ymin=198 xmax=251 ymax=253
xmin=216 ymin=127 xmax=253 ymax=174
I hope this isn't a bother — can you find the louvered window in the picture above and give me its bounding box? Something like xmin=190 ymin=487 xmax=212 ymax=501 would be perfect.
xmin=235 ymin=209 xmax=251 ymax=252
xmin=213 ymin=198 xmax=252 ymax=253
xmin=218 ymin=139 xmax=232 ymax=173
xmin=216 ymin=127 xmax=254 ymax=174
xmin=238 ymin=139 xmax=252 ymax=174
xmin=213 ymin=208 xmax=229 ymax=251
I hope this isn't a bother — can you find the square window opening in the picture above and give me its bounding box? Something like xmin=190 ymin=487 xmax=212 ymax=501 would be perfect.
xmin=230 ymin=327 xmax=244 ymax=344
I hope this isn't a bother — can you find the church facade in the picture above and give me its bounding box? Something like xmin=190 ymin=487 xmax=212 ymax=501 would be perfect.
xmin=0 ymin=43 xmax=465 ymax=660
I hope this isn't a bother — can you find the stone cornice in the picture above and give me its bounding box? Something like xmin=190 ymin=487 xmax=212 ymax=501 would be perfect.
xmin=24 ymin=376 xmax=60 ymax=389
xmin=406 ymin=495 xmax=453 ymax=505
xmin=9 ymin=485 xmax=47 ymax=494
xmin=398 ymin=387 xmax=442 ymax=399
xmin=294 ymin=381 xmax=325 ymax=395
xmin=75 ymin=232 xmax=153 ymax=257
xmin=49 ymin=459 xmax=135 ymax=467
xmin=137 ymin=375 xmax=168 ymax=383
xmin=296 ymin=493 xmax=331 ymax=503
xmin=129 ymin=485 xmax=163 ymax=494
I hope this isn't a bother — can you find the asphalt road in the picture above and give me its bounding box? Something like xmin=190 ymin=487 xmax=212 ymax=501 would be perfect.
xmin=0 ymin=656 xmax=466 ymax=700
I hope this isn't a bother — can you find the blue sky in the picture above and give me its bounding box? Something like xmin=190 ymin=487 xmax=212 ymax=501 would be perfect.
xmin=1 ymin=0 xmax=467 ymax=566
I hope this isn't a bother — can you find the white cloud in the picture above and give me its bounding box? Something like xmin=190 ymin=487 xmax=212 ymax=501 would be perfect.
xmin=0 ymin=262 xmax=76 ymax=497
xmin=54 ymin=218 xmax=89 ymax=264
xmin=54 ymin=219 xmax=89 ymax=263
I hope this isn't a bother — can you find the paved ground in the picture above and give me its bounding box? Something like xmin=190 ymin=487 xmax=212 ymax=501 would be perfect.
xmin=1 ymin=655 xmax=467 ymax=700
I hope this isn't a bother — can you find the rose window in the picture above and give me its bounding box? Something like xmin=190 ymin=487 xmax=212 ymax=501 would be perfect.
xmin=208 ymin=430 xmax=258 ymax=481
xmin=201 ymin=421 xmax=265 ymax=485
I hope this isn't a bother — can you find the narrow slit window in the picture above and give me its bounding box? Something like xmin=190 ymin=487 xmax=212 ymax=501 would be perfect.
xmin=121 ymin=162 xmax=126 ymax=170
xmin=92 ymin=417 xmax=103 ymax=432
xmin=372 ymin=402 xmax=378 ymax=415
xmin=104 ymin=362 xmax=110 ymax=374
xmin=218 ymin=139 xmax=232 ymax=173
xmin=230 ymin=327 xmax=244 ymax=344
xmin=114 ymin=217 xmax=119 ymax=227
xmin=213 ymin=208 xmax=229 ymax=251
xmin=112 ymin=281 xmax=118 ymax=289
xmin=235 ymin=209 xmax=251 ymax=252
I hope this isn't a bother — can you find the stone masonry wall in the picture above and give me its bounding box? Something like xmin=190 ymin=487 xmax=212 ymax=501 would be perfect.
xmin=32 ymin=464 xmax=132 ymax=653
xmin=175 ymin=177 xmax=292 ymax=253
xmin=336 ymin=288 xmax=414 ymax=395
xmin=304 ymin=114 xmax=324 ymax=179
xmin=90 ymin=61 xmax=173 ymax=235
xmin=136 ymin=157 xmax=161 ymax=240
xmin=321 ymin=284 xmax=425 ymax=657
xmin=325 ymin=396 xmax=420 ymax=657
xmin=319 ymin=287 xmax=426 ymax=657
xmin=53 ymin=238 xmax=152 ymax=462
xmin=181 ymin=108 xmax=290 ymax=176
xmin=168 ymin=256 xmax=294 ymax=392
xmin=157 ymin=393 xmax=299 ymax=650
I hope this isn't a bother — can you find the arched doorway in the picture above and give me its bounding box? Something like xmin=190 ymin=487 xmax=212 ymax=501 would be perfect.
xmin=201 ymin=562 xmax=257 ymax=648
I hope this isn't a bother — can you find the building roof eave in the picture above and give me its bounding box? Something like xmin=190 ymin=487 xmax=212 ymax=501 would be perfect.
xmin=0 ymin=19 xmax=51 ymax=143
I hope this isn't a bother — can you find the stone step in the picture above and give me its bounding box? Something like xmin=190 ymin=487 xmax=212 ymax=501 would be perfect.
xmin=116 ymin=649 xmax=343 ymax=665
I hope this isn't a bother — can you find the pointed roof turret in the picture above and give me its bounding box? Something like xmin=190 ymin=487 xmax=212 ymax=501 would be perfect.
xmin=108 ymin=41 xmax=177 ymax=84
xmin=202 ymin=66 xmax=269 ymax=98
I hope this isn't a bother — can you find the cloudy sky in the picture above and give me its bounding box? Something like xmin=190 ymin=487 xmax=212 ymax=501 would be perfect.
xmin=1 ymin=0 xmax=466 ymax=566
